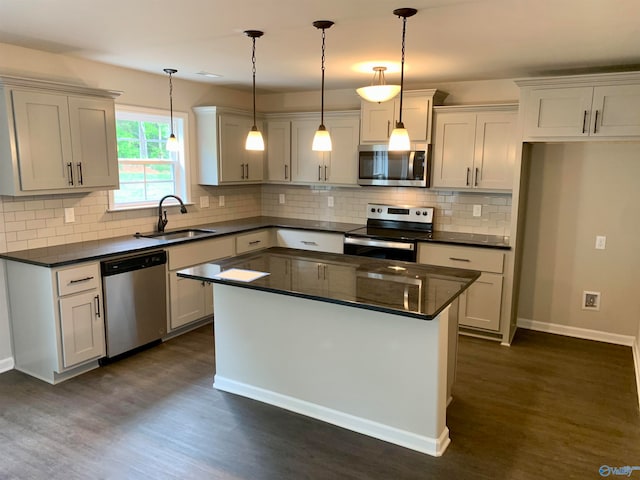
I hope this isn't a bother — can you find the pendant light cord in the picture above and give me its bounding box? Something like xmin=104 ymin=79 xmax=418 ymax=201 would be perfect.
xmin=320 ymin=27 xmax=326 ymax=127
xmin=398 ymin=13 xmax=407 ymax=125
xmin=251 ymin=36 xmax=257 ymax=127
xmin=168 ymin=72 xmax=174 ymax=134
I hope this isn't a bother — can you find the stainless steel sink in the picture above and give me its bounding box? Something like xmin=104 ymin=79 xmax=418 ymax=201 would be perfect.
xmin=134 ymin=228 xmax=217 ymax=240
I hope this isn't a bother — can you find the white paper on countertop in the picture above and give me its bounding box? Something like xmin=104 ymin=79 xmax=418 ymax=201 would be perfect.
xmin=214 ymin=268 xmax=270 ymax=282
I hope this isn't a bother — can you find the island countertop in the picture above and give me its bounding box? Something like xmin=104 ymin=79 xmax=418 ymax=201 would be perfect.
xmin=177 ymin=246 xmax=480 ymax=321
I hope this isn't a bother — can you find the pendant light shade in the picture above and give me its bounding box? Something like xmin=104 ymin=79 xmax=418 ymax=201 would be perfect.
xmin=244 ymin=30 xmax=265 ymax=151
xmin=163 ymin=68 xmax=180 ymax=152
xmin=388 ymin=8 xmax=417 ymax=151
xmin=356 ymin=67 xmax=401 ymax=103
xmin=312 ymin=20 xmax=334 ymax=152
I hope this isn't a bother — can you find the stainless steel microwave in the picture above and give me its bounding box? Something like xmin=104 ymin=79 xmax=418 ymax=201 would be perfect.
xmin=358 ymin=144 xmax=431 ymax=187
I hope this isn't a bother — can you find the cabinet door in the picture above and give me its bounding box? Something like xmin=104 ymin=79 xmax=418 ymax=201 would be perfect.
xmin=266 ymin=120 xmax=291 ymax=181
xmin=291 ymin=119 xmax=324 ymax=183
xmin=459 ymin=272 xmax=503 ymax=331
xmin=325 ymin=116 xmax=359 ymax=185
xmin=523 ymin=87 xmax=593 ymax=138
xmin=218 ymin=114 xmax=250 ymax=183
xmin=169 ymin=272 xmax=208 ymax=330
xmin=401 ymin=94 xmax=430 ymax=142
xmin=292 ymin=260 xmax=328 ymax=296
xmin=360 ymin=100 xmax=395 ymax=143
xmin=68 ymin=96 xmax=119 ymax=188
xmin=431 ymin=112 xmax=476 ymax=188
xmin=59 ymin=291 xmax=105 ymax=368
xmin=473 ymin=112 xmax=516 ymax=189
xmin=11 ymin=90 xmax=73 ymax=190
xmin=591 ymin=84 xmax=640 ymax=137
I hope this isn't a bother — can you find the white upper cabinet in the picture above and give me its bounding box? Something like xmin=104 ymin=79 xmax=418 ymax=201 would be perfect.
xmin=0 ymin=76 xmax=120 ymax=196
xmin=194 ymin=106 xmax=265 ymax=185
xmin=517 ymin=73 xmax=640 ymax=140
xmin=271 ymin=111 xmax=360 ymax=186
xmin=432 ymin=105 xmax=517 ymax=190
xmin=359 ymin=89 xmax=447 ymax=144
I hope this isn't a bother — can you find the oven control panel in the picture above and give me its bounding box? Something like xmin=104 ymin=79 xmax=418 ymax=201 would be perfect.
xmin=367 ymin=203 xmax=434 ymax=224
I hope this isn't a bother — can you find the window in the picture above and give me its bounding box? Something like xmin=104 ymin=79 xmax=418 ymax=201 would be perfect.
xmin=110 ymin=106 xmax=189 ymax=210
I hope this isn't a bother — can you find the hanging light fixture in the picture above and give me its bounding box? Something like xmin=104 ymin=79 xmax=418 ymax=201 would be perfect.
xmin=244 ymin=30 xmax=265 ymax=151
xmin=356 ymin=66 xmax=401 ymax=103
xmin=312 ymin=20 xmax=334 ymax=152
xmin=388 ymin=8 xmax=417 ymax=151
xmin=163 ymin=68 xmax=180 ymax=152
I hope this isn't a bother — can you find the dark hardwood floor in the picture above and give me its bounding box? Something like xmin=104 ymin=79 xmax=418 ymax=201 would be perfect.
xmin=1 ymin=325 xmax=638 ymax=480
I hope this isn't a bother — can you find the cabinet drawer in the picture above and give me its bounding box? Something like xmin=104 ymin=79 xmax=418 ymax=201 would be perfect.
xmin=57 ymin=263 xmax=100 ymax=296
xmin=236 ymin=229 xmax=272 ymax=254
xmin=418 ymin=243 xmax=504 ymax=273
xmin=168 ymin=236 xmax=234 ymax=270
xmin=276 ymin=229 xmax=344 ymax=254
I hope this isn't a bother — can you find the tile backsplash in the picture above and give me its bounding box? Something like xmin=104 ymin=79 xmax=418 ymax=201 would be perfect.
xmin=0 ymin=184 xmax=511 ymax=253
xmin=261 ymin=184 xmax=512 ymax=237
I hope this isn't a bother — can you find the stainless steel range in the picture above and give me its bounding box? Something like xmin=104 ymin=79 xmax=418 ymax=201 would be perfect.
xmin=344 ymin=203 xmax=434 ymax=262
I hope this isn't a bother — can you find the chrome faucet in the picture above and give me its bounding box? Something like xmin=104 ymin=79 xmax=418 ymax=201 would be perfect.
xmin=157 ymin=195 xmax=188 ymax=232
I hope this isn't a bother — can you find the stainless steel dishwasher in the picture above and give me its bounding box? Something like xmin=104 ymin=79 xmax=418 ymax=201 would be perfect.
xmin=101 ymin=250 xmax=167 ymax=359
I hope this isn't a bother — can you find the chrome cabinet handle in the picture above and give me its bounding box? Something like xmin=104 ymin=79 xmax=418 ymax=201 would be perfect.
xmin=593 ymin=110 xmax=599 ymax=134
xmin=284 ymin=164 xmax=288 ymax=180
xmin=324 ymin=165 xmax=328 ymax=181
xmin=246 ymin=163 xmax=249 ymax=179
xmin=449 ymin=257 xmax=471 ymax=262
xmin=69 ymin=276 xmax=94 ymax=284
xmin=241 ymin=163 xmax=245 ymax=179
xmin=475 ymin=167 xmax=479 ymax=187
xmin=67 ymin=162 xmax=74 ymax=185
xmin=301 ymin=240 xmax=318 ymax=246
xmin=77 ymin=162 xmax=83 ymax=185
xmin=249 ymin=240 xmax=261 ymax=245
xmin=465 ymin=167 xmax=470 ymax=186
xmin=318 ymin=165 xmax=322 ymax=181
xmin=94 ymin=295 xmax=101 ymax=318
xmin=582 ymin=110 xmax=588 ymax=134
xmin=387 ymin=120 xmax=390 ymax=137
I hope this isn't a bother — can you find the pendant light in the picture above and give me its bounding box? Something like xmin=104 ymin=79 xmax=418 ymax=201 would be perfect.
xmin=388 ymin=8 xmax=417 ymax=151
xmin=163 ymin=68 xmax=180 ymax=152
xmin=312 ymin=20 xmax=334 ymax=152
xmin=244 ymin=30 xmax=265 ymax=151
xmin=356 ymin=66 xmax=401 ymax=103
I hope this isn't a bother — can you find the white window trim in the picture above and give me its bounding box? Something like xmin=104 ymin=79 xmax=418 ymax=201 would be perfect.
xmin=109 ymin=104 xmax=191 ymax=211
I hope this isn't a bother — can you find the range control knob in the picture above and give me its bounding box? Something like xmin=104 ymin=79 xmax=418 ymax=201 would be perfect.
xmin=415 ymin=211 xmax=420 ymax=216
xmin=422 ymin=211 xmax=429 ymax=216
xmin=377 ymin=208 xmax=382 ymax=213
xmin=370 ymin=208 xmax=376 ymax=213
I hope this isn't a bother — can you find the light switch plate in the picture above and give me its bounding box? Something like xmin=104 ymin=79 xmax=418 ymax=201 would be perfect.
xmin=219 ymin=195 xmax=225 ymax=207
xmin=279 ymin=194 xmax=285 ymax=204
xmin=200 ymin=196 xmax=210 ymax=208
xmin=473 ymin=205 xmax=482 ymax=217
xmin=595 ymin=235 xmax=606 ymax=250
xmin=64 ymin=207 xmax=75 ymax=223
xmin=328 ymin=196 xmax=334 ymax=207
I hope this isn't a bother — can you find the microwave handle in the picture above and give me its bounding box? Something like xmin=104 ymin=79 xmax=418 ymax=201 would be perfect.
xmin=408 ymin=151 xmax=415 ymax=180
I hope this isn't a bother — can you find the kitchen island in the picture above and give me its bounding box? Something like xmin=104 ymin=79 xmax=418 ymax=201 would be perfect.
xmin=177 ymin=247 xmax=480 ymax=457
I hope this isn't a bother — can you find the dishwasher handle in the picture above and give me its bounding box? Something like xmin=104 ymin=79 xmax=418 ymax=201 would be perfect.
xmin=101 ymin=250 xmax=167 ymax=276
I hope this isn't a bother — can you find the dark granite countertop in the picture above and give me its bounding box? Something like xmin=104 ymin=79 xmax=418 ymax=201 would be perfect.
xmin=177 ymin=246 xmax=480 ymax=321
xmin=0 ymin=215 xmax=510 ymax=268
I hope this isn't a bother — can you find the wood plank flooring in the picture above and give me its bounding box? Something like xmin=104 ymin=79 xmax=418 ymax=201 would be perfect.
xmin=1 ymin=325 xmax=638 ymax=480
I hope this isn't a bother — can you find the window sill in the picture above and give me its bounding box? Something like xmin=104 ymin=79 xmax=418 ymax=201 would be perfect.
xmin=107 ymin=202 xmax=195 ymax=213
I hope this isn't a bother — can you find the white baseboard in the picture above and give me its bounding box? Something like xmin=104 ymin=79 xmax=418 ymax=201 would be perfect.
xmin=517 ymin=318 xmax=635 ymax=346
xmin=214 ymin=375 xmax=450 ymax=457
xmin=633 ymin=339 xmax=640 ymax=410
xmin=0 ymin=356 xmax=14 ymax=374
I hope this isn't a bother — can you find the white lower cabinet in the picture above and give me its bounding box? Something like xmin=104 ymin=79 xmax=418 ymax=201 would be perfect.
xmin=6 ymin=260 xmax=105 ymax=384
xmin=167 ymin=236 xmax=235 ymax=331
xmin=418 ymin=243 xmax=505 ymax=332
xmin=276 ymin=229 xmax=344 ymax=254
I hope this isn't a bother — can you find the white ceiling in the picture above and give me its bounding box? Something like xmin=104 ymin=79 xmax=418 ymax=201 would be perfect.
xmin=1 ymin=0 xmax=639 ymax=93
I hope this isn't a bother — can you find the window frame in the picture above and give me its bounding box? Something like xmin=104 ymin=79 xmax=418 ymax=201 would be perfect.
xmin=109 ymin=105 xmax=191 ymax=211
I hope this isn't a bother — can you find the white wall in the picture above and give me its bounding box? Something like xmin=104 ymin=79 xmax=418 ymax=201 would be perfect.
xmin=518 ymin=142 xmax=640 ymax=337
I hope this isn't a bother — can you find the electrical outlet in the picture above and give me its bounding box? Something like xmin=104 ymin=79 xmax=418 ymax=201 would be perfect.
xmin=473 ymin=205 xmax=482 ymax=217
xmin=595 ymin=235 xmax=606 ymax=250
xmin=200 ymin=196 xmax=210 ymax=208
xmin=218 ymin=195 xmax=225 ymax=207
xmin=582 ymin=291 xmax=601 ymax=311
xmin=64 ymin=207 xmax=75 ymax=223
xmin=328 ymin=196 xmax=334 ymax=207
xmin=279 ymin=194 xmax=285 ymax=204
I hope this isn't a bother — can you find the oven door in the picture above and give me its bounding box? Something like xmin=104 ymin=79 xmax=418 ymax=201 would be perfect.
xmin=344 ymin=236 xmax=417 ymax=262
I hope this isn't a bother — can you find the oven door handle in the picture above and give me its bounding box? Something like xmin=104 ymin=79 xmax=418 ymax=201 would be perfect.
xmin=344 ymin=237 xmax=415 ymax=251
